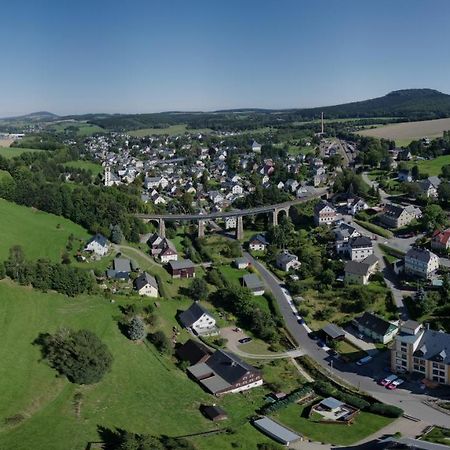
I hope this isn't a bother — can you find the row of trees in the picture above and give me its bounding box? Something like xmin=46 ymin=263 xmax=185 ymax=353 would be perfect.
xmin=3 ymin=245 xmax=94 ymax=296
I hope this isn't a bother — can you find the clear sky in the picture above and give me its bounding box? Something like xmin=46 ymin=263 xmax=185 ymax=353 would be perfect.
xmin=1 ymin=0 xmax=450 ymax=116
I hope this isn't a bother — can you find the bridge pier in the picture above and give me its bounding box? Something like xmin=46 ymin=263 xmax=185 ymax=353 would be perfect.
xmin=272 ymin=207 xmax=290 ymax=227
xmin=158 ymin=218 xmax=166 ymax=238
xmin=198 ymin=219 xmax=205 ymax=238
xmin=235 ymin=216 xmax=244 ymax=240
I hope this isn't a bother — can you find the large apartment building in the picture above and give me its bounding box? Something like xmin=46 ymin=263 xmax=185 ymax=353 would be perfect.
xmin=391 ymin=321 xmax=450 ymax=386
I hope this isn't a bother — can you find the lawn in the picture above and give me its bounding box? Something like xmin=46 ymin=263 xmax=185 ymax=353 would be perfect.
xmin=354 ymin=219 xmax=393 ymax=238
xmin=47 ymin=122 xmax=104 ymax=137
xmin=0 ymin=147 xmax=44 ymax=159
xmin=65 ymin=160 xmax=103 ymax=176
xmin=0 ymin=280 xmax=278 ymax=450
xmin=273 ymin=402 xmax=393 ymax=445
xmin=218 ymin=264 xmax=248 ymax=286
xmin=422 ymin=426 xmax=450 ymax=445
xmin=0 ymin=198 xmax=90 ymax=262
xmin=336 ymin=339 xmax=367 ymax=363
xmin=406 ymin=154 xmax=450 ymax=176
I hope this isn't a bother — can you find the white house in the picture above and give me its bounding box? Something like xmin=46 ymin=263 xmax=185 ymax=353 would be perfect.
xmin=314 ymin=201 xmax=337 ymax=226
xmin=404 ymin=247 xmax=439 ymax=279
xmin=225 ymin=216 xmax=237 ymax=229
xmin=179 ymin=302 xmax=217 ymax=335
xmin=348 ymin=236 xmax=373 ymax=262
xmin=248 ymin=234 xmax=268 ymax=251
xmin=251 ymin=140 xmax=262 ymax=153
xmin=134 ymin=272 xmax=158 ymax=297
xmin=276 ymin=251 xmax=301 ymax=272
xmin=84 ymin=234 xmax=110 ymax=257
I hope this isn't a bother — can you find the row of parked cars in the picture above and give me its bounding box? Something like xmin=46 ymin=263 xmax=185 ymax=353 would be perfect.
xmin=378 ymin=374 xmax=405 ymax=390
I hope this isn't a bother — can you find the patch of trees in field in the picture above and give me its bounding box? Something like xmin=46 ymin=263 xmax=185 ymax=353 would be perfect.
xmin=2 ymin=245 xmax=94 ymax=296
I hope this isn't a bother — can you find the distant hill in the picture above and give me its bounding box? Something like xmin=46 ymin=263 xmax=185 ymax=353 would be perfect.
xmin=0 ymin=111 xmax=59 ymax=123
xmin=5 ymin=89 xmax=450 ymax=132
xmin=296 ymin=89 xmax=450 ymax=120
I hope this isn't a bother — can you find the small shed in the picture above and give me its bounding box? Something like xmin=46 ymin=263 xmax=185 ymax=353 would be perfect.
xmin=321 ymin=323 xmax=345 ymax=342
xmin=253 ymin=417 xmax=301 ymax=446
xmin=201 ymin=405 xmax=228 ymax=421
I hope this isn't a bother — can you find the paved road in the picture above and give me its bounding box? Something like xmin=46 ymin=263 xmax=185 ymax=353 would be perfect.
xmin=244 ymin=252 xmax=450 ymax=428
xmin=135 ymin=189 xmax=327 ymax=221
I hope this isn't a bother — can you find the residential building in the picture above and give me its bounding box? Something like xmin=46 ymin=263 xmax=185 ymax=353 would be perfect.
xmin=225 ymin=216 xmax=237 ymax=229
xmin=187 ymin=349 xmax=263 ymax=395
xmin=404 ymin=247 xmax=439 ymax=279
xmin=353 ymin=312 xmax=399 ymax=344
xmin=314 ymin=200 xmax=337 ymax=226
xmin=169 ymin=259 xmax=196 ymax=278
xmin=431 ymin=228 xmax=450 ymax=252
xmin=391 ymin=321 xmax=450 ymax=385
xmin=251 ymin=140 xmax=262 ymax=153
xmin=418 ymin=176 xmax=441 ymax=198
xmin=242 ymin=273 xmax=265 ymax=296
xmin=379 ymin=204 xmax=422 ymax=229
xmin=248 ymin=234 xmax=268 ymax=252
xmin=234 ymin=257 xmax=249 ymax=270
xmin=106 ymin=258 xmax=133 ymax=280
xmin=347 ymin=197 xmax=369 ymax=216
xmin=179 ymin=302 xmax=216 ymax=335
xmin=348 ymin=236 xmax=373 ymax=262
xmin=176 ymin=339 xmax=212 ymax=365
xmin=398 ymin=169 xmax=413 ymax=182
xmin=134 ymin=272 xmax=158 ymax=297
xmin=334 ymin=222 xmax=361 ymax=254
xmin=148 ymin=233 xmax=178 ymax=262
xmin=84 ymin=233 xmax=109 ymax=257
xmin=276 ymin=251 xmax=301 ymax=272
xmin=344 ymin=255 xmax=379 ymax=285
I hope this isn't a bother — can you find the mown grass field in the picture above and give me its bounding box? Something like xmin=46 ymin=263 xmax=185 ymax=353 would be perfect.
xmin=46 ymin=122 xmax=104 ymax=137
xmin=0 ymin=280 xmax=285 ymax=450
xmin=65 ymin=160 xmax=103 ymax=176
xmin=273 ymin=401 xmax=393 ymax=445
xmin=357 ymin=117 xmax=450 ymax=145
xmin=0 ymin=147 xmax=44 ymax=159
xmin=0 ymin=198 xmax=89 ymax=262
xmin=406 ymin=154 xmax=450 ymax=176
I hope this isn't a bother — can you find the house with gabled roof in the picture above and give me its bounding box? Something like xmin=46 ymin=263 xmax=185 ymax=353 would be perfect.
xmin=353 ymin=312 xmax=398 ymax=344
xmin=187 ymin=349 xmax=263 ymax=395
xmin=179 ymin=302 xmax=217 ymax=335
xmin=84 ymin=233 xmax=110 ymax=257
xmin=134 ymin=272 xmax=158 ymax=297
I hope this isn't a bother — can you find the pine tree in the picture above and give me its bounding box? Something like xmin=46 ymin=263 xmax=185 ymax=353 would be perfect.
xmin=128 ymin=316 xmax=146 ymax=341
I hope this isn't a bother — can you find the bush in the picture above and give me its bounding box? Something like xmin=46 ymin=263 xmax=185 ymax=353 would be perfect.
xmin=155 ymin=274 xmax=168 ymax=298
xmin=354 ymin=220 xmax=393 ymax=238
xmin=260 ymin=385 xmax=313 ymax=414
xmin=127 ymin=316 xmax=146 ymax=341
xmin=369 ymin=403 xmax=403 ymax=417
xmin=148 ymin=330 xmax=172 ymax=355
xmin=39 ymin=329 xmax=113 ymax=384
xmin=313 ymin=380 xmax=370 ymax=410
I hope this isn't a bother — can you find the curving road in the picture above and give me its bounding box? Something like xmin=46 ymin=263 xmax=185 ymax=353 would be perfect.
xmin=244 ymin=252 xmax=450 ymax=428
xmin=135 ymin=188 xmax=327 ymax=221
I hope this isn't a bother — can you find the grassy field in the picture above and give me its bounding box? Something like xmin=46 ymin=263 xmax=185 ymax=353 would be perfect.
xmin=65 ymin=160 xmax=103 ymax=176
xmin=406 ymin=154 xmax=450 ymax=176
xmin=0 ymin=280 xmax=287 ymax=450
xmin=129 ymin=124 xmax=212 ymax=137
xmin=273 ymin=402 xmax=393 ymax=445
xmin=46 ymin=122 xmax=104 ymax=137
xmin=0 ymin=147 xmax=44 ymax=159
xmin=357 ymin=117 xmax=450 ymax=145
xmin=336 ymin=339 xmax=367 ymax=363
xmin=354 ymin=219 xmax=394 ymax=238
xmin=0 ymin=198 xmax=89 ymax=262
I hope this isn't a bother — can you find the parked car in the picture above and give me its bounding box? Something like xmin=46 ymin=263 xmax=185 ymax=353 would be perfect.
xmin=238 ymin=337 xmax=252 ymax=344
xmin=379 ymin=374 xmax=398 ymax=386
xmin=317 ymin=340 xmax=326 ymax=348
xmin=387 ymin=378 xmax=404 ymax=390
xmin=356 ymin=355 xmax=373 ymax=366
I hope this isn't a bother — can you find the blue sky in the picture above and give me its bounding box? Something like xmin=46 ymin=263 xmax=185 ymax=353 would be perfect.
xmin=1 ymin=0 xmax=450 ymax=115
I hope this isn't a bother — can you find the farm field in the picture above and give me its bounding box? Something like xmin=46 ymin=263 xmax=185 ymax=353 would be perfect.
xmin=0 ymin=280 xmax=280 ymax=450
xmin=406 ymin=154 xmax=450 ymax=176
xmin=0 ymin=147 xmax=44 ymax=159
xmin=0 ymin=138 xmax=14 ymax=147
xmin=65 ymin=160 xmax=103 ymax=176
xmin=0 ymin=198 xmax=89 ymax=262
xmin=356 ymin=117 xmax=450 ymax=145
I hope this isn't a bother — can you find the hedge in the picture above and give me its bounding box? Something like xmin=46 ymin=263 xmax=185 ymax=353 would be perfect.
xmin=155 ymin=274 xmax=168 ymax=299
xmin=260 ymin=385 xmax=313 ymax=415
xmin=354 ymin=220 xmax=393 ymax=239
xmin=313 ymin=381 xmax=370 ymax=410
xmin=369 ymin=403 xmax=403 ymax=418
